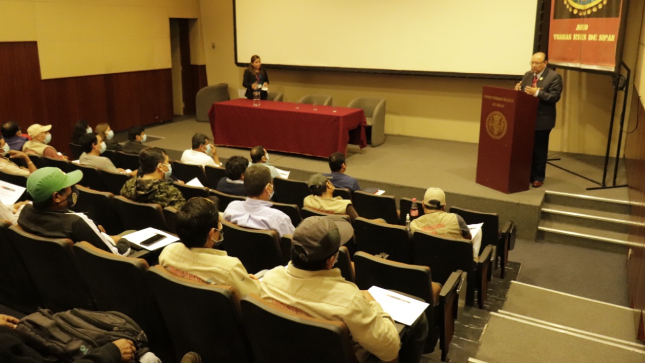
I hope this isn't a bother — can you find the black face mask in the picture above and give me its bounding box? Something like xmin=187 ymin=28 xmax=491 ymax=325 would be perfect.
xmin=55 ymin=185 xmax=78 ymax=209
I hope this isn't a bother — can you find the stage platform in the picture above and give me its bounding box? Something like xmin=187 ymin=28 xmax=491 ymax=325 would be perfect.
xmin=137 ymin=117 xmax=629 ymax=240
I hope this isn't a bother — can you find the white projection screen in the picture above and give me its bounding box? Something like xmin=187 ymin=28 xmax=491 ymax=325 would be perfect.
xmin=234 ymin=0 xmax=539 ymax=77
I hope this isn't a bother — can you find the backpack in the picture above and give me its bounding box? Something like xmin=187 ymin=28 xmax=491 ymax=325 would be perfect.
xmin=16 ymin=308 xmax=149 ymax=362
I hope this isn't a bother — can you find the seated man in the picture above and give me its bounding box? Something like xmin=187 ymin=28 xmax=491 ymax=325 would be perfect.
xmin=180 ymin=133 xmax=222 ymax=167
xmin=324 ymin=152 xmax=360 ymax=191
xmin=159 ymin=197 xmax=260 ymax=296
xmin=79 ymin=133 xmax=134 ymax=176
xmin=18 ymin=167 xmax=130 ymax=255
xmin=121 ymin=126 xmax=147 ymax=154
xmin=304 ymin=173 xmax=358 ymax=222
xmin=1 ymin=121 xmax=29 ymax=151
xmin=216 ymin=155 xmax=248 ymax=196
xmin=22 ymin=124 xmax=67 ymax=160
xmin=223 ymin=164 xmax=294 ymax=237
xmin=120 ymin=147 xmax=186 ymax=209
xmin=260 ymin=216 xmax=428 ymax=363
xmin=0 ymin=136 xmax=37 ymax=176
xmin=249 ymin=145 xmax=281 ymax=179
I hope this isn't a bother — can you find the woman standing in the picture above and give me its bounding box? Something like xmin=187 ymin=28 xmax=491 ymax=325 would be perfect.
xmin=243 ymin=55 xmax=269 ymax=100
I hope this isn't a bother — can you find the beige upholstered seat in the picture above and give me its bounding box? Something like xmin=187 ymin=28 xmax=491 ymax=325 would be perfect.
xmin=196 ymin=83 xmax=230 ymax=122
xmin=347 ymin=97 xmax=386 ymax=147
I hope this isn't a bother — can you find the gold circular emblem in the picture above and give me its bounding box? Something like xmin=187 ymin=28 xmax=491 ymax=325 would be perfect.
xmin=485 ymin=111 xmax=507 ymax=140
xmin=564 ymin=0 xmax=607 ymax=16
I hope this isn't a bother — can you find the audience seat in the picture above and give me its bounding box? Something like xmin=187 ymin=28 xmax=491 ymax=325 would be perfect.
xmin=73 ymin=186 xmax=123 ymax=236
xmin=196 ymin=83 xmax=229 ymax=122
xmin=204 ymin=165 xmax=227 ymax=189
xmin=273 ymin=177 xmax=310 ymax=209
xmin=171 ymin=160 xmax=207 ymax=185
xmin=6 ymin=225 xmax=94 ymax=312
xmin=173 ymin=182 xmax=210 ymax=200
xmin=43 ymin=156 xmax=73 ymax=173
xmin=162 ymin=207 xmax=178 ymax=234
xmin=270 ymin=201 xmax=302 ymax=227
xmin=352 ymin=191 xmax=399 ymax=224
xmin=210 ymin=189 xmax=245 ymax=212
xmin=28 ymin=154 xmax=45 ymax=169
xmin=102 ymin=149 xmax=120 ymax=167
xmin=300 ymin=206 xmax=335 ymax=220
xmin=298 ymin=94 xmax=333 ymax=106
xmin=337 ymin=246 xmax=355 ymax=283
xmin=76 ymin=164 xmax=108 ymax=192
xmin=117 ymin=151 xmax=141 ymax=171
xmin=221 ymin=220 xmax=283 ymax=274
xmin=240 ymin=294 xmax=358 ymax=363
xmin=332 ymin=187 xmax=352 ymax=201
xmin=353 ymin=217 xmax=412 ymax=263
xmin=400 ymin=197 xmax=425 ymax=225
xmin=0 ymin=220 xmax=40 ymax=313
xmin=69 ymin=143 xmax=84 ymax=160
xmin=267 ymin=92 xmax=283 ymax=102
xmin=73 ymin=242 xmax=174 ymax=362
xmin=347 ymin=97 xmax=386 ymax=147
xmin=101 ymin=169 xmax=132 ymax=196
xmin=438 ymin=269 xmax=467 ymax=362
xmin=113 ymin=196 xmax=168 ymax=232
xmin=147 ymin=265 xmax=253 ymax=363
xmin=412 ymin=231 xmax=493 ymax=308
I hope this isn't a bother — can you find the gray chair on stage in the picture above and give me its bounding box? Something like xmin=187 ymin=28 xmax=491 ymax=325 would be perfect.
xmin=347 ymin=97 xmax=386 ymax=147
xmin=299 ymin=94 xmax=333 ymax=106
xmin=196 ymin=83 xmax=230 ymax=122
xmin=267 ymin=92 xmax=283 ymax=102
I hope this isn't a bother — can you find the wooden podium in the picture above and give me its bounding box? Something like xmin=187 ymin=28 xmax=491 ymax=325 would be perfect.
xmin=476 ymin=86 xmax=539 ymax=194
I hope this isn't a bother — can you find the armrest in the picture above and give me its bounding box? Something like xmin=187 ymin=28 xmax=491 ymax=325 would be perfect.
xmin=478 ymin=244 xmax=493 ymax=269
xmin=129 ymin=249 xmax=150 ymax=259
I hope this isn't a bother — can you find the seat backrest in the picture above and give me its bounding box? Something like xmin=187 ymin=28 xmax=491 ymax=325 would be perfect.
xmin=102 ymin=149 xmax=120 ymax=167
xmin=73 ymin=242 xmax=174 ymax=362
xmin=173 ymin=182 xmax=210 ymax=200
xmin=73 ymin=185 xmax=123 ymax=236
xmin=450 ymin=206 xmax=499 ymax=247
xmin=210 ymin=189 xmax=245 ymax=211
xmin=204 ymin=165 xmax=227 ymax=189
xmin=75 ymin=164 xmax=108 ymax=192
xmin=221 ymin=220 xmax=282 ymax=273
xmin=28 ymin=154 xmax=46 ymax=169
xmin=240 ymin=294 xmax=357 ymax=363
xmin=278 ymin=235 xmax=292 ymax=265
xmin=113 ymin=195 xmax=168 ymax=231
xmin=267 ymin=91 xmax=283 ymax=102
xmin=332 ymin=188 xmax=352 ymax=201
xmin=353 ymin=217 xmax=412 ymax=264
xmin=101 ymin=169 xmax=132 ymax=196
xmin=347 ymin=97 xmax=386 ymax=119
xmin=270 ymin=201 xmax=302 ymax=227
xmin=337 ymin=246 xmax=354 ymax=283
xmin=171 ymin=160 xmax=207 ymax=185
xmin=300 ymin=206 xmax=334 ymax=219
xmin=43 ymin=156 xmax=73 ymax=173
xmin=273 ymin=177 xmax=310 ymax=208
xmin=352 ymin=191 xmax=399 ymax=224
xmin=6 ymin=225 xmax=94 ymax=312
xmin=196 ymin=83 xmax=230 ymax=122
xmin=146 ymin=265 xmax=252 ymax=363
xmin=0 ymin=220 xmax=40 ymax=313
xmin=298 ymin=94 xmax=333 ymax=106
xmin=411 ymin=231 xmax=474 ymax=285
xmin=399 ymin=197 xmax=425 ymax=224
xmin=117 ymin=151 xmax=141 ymax=171
xmin=162 ymin=207 xmax=178 ymax=234
xmin=69 ymin=143 xmax=84 ymax=160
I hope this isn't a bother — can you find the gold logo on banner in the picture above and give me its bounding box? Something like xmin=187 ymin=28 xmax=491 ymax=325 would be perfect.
xmin=485 ymin=111 xmax=507 ymax=140
xmin=564 ymin=0 xmax=607 ymax=16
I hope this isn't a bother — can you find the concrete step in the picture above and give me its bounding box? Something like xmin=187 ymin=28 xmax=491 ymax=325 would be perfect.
xmin=544 ymin=191 xmax=631 ymax=216
xmin=540 ymin=208 xmax=632 ymax=235
xmin=537 ymin=220 xmax=635 ymax=253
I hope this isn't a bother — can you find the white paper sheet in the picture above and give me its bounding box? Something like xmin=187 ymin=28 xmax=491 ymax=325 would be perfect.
xmin=121 ymin=227 xmax=179 ymax=251
xmin=368 ymin=286 xmax=429 ymax=326
xmin=187 ymin=177 xmax=204 ymax=187
xmin=374 ymin=189 xmax=385 ymax=195
xmin=468 ymin=223 xmax=483 ymax=260
xmin=276 ymin=168 xmax=290 ymax=179
xmin=0 ymin=180 xmax=26 ymax=206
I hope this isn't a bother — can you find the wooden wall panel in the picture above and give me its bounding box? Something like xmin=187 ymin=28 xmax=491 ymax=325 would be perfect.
xmin=0 ymin=42 xmax=173 ymax=155
xmin=626 ymin=86 xmax=645 ymax=341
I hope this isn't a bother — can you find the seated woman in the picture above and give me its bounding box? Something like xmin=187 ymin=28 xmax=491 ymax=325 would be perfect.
xmin=95 ymin=123 xmax=122 ymax=151
xmin=71 ymin=120 xmax=91 ymax=145
xmin=303 ymin=174 xmax=359 ymax=223
xmin=242 ymin=55 xmax=269 ymax=100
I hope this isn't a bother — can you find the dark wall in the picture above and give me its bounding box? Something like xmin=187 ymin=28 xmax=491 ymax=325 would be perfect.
xmin=0 ymin=42 xmax=173 ymax=156
xmin=625 ymin=86 xmax=645 ymax=341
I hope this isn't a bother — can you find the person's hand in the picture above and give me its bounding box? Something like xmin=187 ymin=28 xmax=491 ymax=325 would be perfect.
xmin=0 ymin=314 xmax=19 ymax=329
xmin=249 ymin=274 xmax=259 ymax=280
xmin=176 ymin=180 xmax=185 ymax=185
xmin=514 ymin=81 xmax=522 ymax=91
xmin=252 ymin=83 xmax=258 ymax=90
xmin=12 ymin=201 xmax=29 ymax=213
xmin=112 ymin=339 xmax=136 ymax=362
xmin=8 ymin=150 xmax=29 ymax=160
xmin=524 ymin=86 xmax=538 ymax=96
xmin=117 ymin=168 xmax=125 ymax=172
xmin=97 ymin=225 xmax=106 ymax=233
xmin=61 ymin=155 xmax=69 ymax=161
xmin=209 ymin=143 xmax=218 ymax=157
xmin=361 ymin=290 xmax=375 ymax=302
xmin=263 ymin=82 xmax=268 ymax=88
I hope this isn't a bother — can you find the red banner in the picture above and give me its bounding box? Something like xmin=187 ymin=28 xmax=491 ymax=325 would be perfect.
xmin=549 ymin=0 xmax=625 ymax=72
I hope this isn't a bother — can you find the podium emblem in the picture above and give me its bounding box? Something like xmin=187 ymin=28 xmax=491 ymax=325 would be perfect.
xmin=485 ymin=111 xmax=507 ymax=140
xmin=564 ymin=0 xmax=607 ymax=16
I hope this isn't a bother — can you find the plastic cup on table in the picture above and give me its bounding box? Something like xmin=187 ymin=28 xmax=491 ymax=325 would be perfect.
xmin=313 ymin=101 xmax=318 ymax=111
xmin=332 ymin=102 xmax=337 ymax=113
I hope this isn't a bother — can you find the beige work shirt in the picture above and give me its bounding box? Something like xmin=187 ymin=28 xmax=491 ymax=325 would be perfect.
xmin=303 ymin=195 xmax=352 ymax=215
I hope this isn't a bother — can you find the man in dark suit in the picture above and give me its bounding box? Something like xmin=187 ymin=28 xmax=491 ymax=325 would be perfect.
xmin=515 ymin=52 xmax=563 ymax=188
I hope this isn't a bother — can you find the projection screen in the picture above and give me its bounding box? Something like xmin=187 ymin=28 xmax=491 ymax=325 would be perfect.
xmin=234 ymin=0 xmax=540 ymax=78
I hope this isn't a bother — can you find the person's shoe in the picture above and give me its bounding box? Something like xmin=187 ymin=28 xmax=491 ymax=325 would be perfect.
xmin=532 ymin=181 xmax=543 ymax=188
xmin=181 ymin=352 xmax=202 ymax=363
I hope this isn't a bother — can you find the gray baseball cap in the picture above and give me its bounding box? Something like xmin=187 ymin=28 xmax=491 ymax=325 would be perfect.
xmin=291 ymin=216 xmax=353 ymax=262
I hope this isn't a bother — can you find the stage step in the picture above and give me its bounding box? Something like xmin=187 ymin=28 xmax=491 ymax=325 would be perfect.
xmin=537 ymin=191 xmax=636 ymax=252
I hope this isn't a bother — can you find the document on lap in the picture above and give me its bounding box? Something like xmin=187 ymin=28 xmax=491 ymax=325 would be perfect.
xmin=0 ymin=180 xmax=26 ymax=206
xmin=469 ymin=223 xmax=483 ymax=259
xmin=122 ymin=227 xmax=179 ymax=251
xmin=367 ymin=286 xmax=429 ymax=326
xmin=187 ymin=177 xmax=204 ymax=187
xmin=276 ymin=168 xmax=290 ymax=179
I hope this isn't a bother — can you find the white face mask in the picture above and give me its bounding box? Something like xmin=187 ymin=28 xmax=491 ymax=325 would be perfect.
xmin=86 ymin=127 xmax=92 ymax=134
xmin=205 ymin=144 xmax=213 ymax=156
xmin=106 ymin=130 xmax=114 ymax=140
xmin=141 ymin=134 xmax=147 ymax=143
xmin=2 ymin=143 xmax=9 ymax=154
xmin=43 ymin=134 xmax=52 ymax=144
xmin=99 ymin=142 xmax=107 ymax=154
xmin=265 ymin=153 xmax=270 ymax=162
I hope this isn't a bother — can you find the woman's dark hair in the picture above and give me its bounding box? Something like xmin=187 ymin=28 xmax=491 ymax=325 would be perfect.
xmin=175 ymin=197 xmax=219 ymax=248
xmin=71 ymin=120 xmax=90 ymax=144
xmin=247 ymin=55 xmax=261 ymax=73
xmin=95 ymin=123 xmax=110 ymax=140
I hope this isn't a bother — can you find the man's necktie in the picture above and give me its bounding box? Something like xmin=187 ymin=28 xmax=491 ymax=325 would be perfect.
xmin=532 ymin=75 xmax=538 ymax=87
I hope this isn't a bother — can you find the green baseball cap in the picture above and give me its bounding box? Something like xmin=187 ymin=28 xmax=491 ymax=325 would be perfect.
xmin=27 ymin=167 xmax=83 ymax=203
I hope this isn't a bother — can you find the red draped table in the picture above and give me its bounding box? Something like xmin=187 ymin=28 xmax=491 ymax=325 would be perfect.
xmin=208 ymin=99 xmax=367 ymax=158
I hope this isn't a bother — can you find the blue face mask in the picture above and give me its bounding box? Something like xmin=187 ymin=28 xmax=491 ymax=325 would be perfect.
xmin=162 ymin=163 xmax=173 ymax=179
